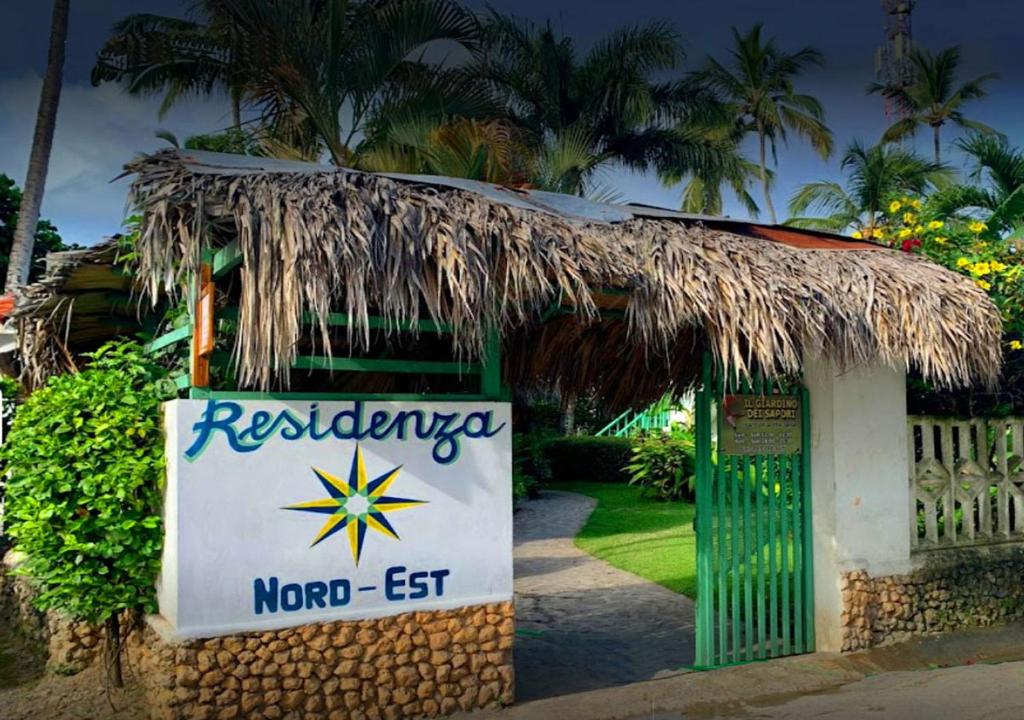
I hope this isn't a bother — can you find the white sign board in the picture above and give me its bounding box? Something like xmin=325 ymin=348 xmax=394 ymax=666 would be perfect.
xmin=158 ymin=399 xmax=513 ymax=638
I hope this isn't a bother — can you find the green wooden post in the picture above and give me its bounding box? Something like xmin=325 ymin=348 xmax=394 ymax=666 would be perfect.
xmin=481 ymin=325 xmax=502 ymax=400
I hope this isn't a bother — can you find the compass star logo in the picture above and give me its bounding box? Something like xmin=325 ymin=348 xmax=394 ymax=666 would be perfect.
xmin=283 ymin=445 xmax=427 ymax=565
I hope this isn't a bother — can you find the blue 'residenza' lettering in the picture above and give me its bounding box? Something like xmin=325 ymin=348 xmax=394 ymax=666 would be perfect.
xmin=185 ymin=400 xmax=505 ymax=464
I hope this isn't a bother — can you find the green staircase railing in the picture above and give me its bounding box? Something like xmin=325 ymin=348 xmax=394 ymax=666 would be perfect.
xmin=595 ymin=397 xmax=674 ymax=437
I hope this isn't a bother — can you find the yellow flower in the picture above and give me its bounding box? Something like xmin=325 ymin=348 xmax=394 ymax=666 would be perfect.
xmin=974 ymin=241 xmax=989 ymax=251
xmin=914 ymin=224 xmax=925 ymax=234
xmin=872 ymin=228 xmax=885 ymax=239
xmin=928 ymin=220 xmax=944 ymax=230
xmin=898 ymin=227 xmax=912 ymax=239
xmin=903 ymin=212 xmax=917 ymax=224
xmin=969 ymin=221 xmax=988 ymax=233
xmin=956 ymin=257 xmax=971 ymax=268
xmin=851 ymin=230 xmax=863 ymax=239
xmin=1011 ymin=340 xmax=1023 ymax=351
xmin=911 ymin=198 xmax=923 ymax=210
xmin=934 ymin=236 xmax=948 ymax=245
xmin=888 ymin=200 xmax=902 ymax=213
xmin=977 ymin=279 xmax=992 ymax=291
xmin=990 ymin=260 xmax=1008 ymax=272
xmin=970 ymin=262 xmax=992 ymax=277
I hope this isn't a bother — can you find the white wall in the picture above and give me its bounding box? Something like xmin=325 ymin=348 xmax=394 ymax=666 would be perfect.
xmin=803 ymin=352 xmax=911 ymax=652
xmin=158 ymin=398 xmax=513 ymax=640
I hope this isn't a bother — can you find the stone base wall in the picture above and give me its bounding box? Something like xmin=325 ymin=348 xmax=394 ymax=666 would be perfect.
xmin=3 ymin=553 xmax=514 ymax=719
xmin=0 ymin=551 xmax=103 ymax=672
xmin=137 ymin=603 xmax=515 ymax=720
xmin=842 ymin=546 xmax=1024 ymax=651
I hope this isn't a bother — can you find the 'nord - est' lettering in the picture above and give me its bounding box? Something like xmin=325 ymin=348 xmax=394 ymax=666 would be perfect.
xmin=253 ymin=577 xmax=351 ymax=614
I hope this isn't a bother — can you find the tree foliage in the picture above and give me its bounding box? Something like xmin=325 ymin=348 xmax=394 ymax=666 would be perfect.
xmin=0 ymin=174 xmax=72 ymax=291
xmin=95 ymin=0 xmax=487 ymax=165
xmin=473 ymin=13 xmax=749 ymax=198
xmin=697 ymin=23 xmax=833 ymax=222
xmin=0 ymin=341 xmax=170 ymax=623
xmin=786 ymin=140 xmax=951 ymax=234
xmin=868 ymin=46 xmax=999 ymax=163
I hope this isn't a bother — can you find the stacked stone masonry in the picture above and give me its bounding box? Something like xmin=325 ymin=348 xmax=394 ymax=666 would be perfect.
xmin=3 ymin=554 xmax=514 ymax=719
xmin=841 ymin=547 xmax=1024 ymax=651
xmin=0 ymin=552 xmax=103 ymax=672
xmin=137 ymin=603 xmax=515 ymax=720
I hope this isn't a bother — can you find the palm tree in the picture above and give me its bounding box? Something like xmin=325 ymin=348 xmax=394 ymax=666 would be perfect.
xmin=95 ymin=0 xmax=487 ymax=165
xmin=357 ymin=117 xmax=527 ymax=183
xmin=221 ymin=0 xmax=487 ymax=165
xmin=475 ymin=13 xmax=743 ymax=197
xmin=927 ymin=133 xmax=1024 ymax=238
xmin=697 ymin=24 xmax=833 ymax=223
xmin=658 ymin=118 xmax=763 ymax=216
xmin=356 ymin=117 xmax=612 ymax=198
xmin=868 ymin=46 xmax=999 ymax=164
xmin=787 ymin=140 xmax=951 ymax=235
xmin=8 ymin=0 xmax=69 ymax=292
xmin=92 ymin=8 xmax=249 ymax=127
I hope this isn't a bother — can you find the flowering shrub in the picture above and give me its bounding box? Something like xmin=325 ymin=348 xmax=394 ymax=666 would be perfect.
xmin=865 ymin=195 xmax=1024 ymax=351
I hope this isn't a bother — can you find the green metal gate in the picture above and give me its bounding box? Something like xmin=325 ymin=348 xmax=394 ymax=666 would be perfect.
xmin=694 ymin=354 xmax=814 ymax=668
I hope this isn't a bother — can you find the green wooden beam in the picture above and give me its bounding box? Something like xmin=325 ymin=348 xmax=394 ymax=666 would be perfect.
xmin=145 ymin=325 xmax=192 ymax=353
xmin=189 ymin=389 xmax=491 ymax=402
xmin=304 ymin=312 xmax=452 ymax=334
xmin=212 ymin=240 xmax=243 ymax=277
xmin=173 ymin=373 xmax=192 ymax=391
xmin=217 ymin=306 xmax=451 ymax=334
xmin=292 ymin=356 xmax=480 ymax=374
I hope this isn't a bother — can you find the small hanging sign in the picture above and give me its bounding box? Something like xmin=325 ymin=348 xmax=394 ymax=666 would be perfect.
xmin=719 ymin=394 xmax=802 ymax=456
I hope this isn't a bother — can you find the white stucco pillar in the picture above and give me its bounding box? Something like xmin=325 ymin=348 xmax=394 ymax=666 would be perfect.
xmin=802 ymin=352 xmax=911 ymax=652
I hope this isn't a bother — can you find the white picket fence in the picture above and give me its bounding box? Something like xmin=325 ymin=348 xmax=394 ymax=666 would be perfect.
xmin=909 ymin=416 xmax=1024 ymax=550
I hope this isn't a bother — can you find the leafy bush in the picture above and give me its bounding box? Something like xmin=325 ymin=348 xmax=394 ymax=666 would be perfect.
xmin=545 ymin=435 xmax=634 ymax=484
xmin=513 ymin=431 xmax=553 ymax=500
xmin=624 ymin=430 xmax=696 ymax=501
xmin=0 ymin=341 xmax=170 ymax=683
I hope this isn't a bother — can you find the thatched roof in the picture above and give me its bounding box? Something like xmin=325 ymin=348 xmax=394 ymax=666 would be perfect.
xmin=10 ymin=239 xmax=145 ymax=388
xmin=21 ymin=149 xmax=1004 ymax=402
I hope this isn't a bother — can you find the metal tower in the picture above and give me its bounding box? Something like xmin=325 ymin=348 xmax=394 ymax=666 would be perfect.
xmin=875 ymin=0 xmax=916 ymax=122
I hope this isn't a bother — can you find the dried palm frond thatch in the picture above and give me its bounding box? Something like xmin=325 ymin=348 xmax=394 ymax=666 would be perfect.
xmin=88 ymin=150 xmax=1005 ymax=397
xmin=11 ymin=240 xmax=132 ymax=387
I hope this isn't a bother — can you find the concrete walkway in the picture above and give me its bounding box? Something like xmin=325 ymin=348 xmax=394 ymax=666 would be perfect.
xmin=696 ymin=660 xmax=1024 ymax=719
xmin=513 ymin=490 xmax=696 ymax=701
xmin=473 ymin=621 xmax=1024 ymax=720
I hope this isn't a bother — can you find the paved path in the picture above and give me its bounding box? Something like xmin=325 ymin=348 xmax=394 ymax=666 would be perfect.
xmin=513 ymin=490 xmax=695 ymax=702
xmin=479 ymin=623 xmax=1024 ymax=720
xmin=686 ymin=660 xmax=1024 ymax=719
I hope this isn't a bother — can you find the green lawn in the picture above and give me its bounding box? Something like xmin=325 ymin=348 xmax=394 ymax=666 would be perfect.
xmin=555 ymin=482 xmax=697 ymax=598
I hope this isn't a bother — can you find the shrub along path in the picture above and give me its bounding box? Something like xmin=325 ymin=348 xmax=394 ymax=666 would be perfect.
xmin=513 ymin=488 xmax=696 ymax=702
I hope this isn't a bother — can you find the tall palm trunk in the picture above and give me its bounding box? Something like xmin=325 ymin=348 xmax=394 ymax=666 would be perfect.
xmin=8 ymin=0 xmax=69 ymax=291
xmin=757 ymin=123 xmax=777 ymax=224
xmin=932 ymin=124 xmax=942 ymax=164
xmin=230 ymin=88 xmax=242 ymax=129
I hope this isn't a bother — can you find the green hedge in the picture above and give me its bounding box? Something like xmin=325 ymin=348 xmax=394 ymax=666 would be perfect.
xmin=545 ymin=436 xmax=634 ymax=483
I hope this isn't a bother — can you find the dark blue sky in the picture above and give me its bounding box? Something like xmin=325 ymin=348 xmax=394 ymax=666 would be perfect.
xmin=1 ymin=1 xmax=1021 ymax=245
